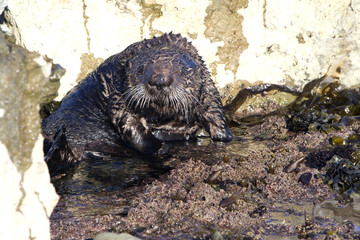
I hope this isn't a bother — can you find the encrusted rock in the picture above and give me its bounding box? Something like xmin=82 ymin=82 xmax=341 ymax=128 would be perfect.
xmin=0 ymin=12 xmax=62 ymax=239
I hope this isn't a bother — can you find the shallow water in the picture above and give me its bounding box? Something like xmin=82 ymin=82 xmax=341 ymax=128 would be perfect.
xmin=52 ymin=137 xmax=224 ymax=195
xmin=52 ymin=153 xmax=171 ymax=195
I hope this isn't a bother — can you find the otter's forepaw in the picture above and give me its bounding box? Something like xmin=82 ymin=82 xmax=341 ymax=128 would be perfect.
xmin=141 ymin=134 xmax=169 ymax=155
xmin=210 ymin=126 xmax=233 ymax=141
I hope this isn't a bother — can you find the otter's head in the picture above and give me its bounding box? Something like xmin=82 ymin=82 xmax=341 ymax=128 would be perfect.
xmin=123 ymin=47 xmax=203 ymax=121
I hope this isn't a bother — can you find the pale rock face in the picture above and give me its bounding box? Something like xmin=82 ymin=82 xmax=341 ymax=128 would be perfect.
xmin=0 ymin=138 xmax=58 ymax=240
xmin=94 ymin=232 xmax=141 ymax=240
xmin=85 ymin=0 xmax=143 ymax=58
xmin=8 ymin=0 xmax=87 ymax=97
xmin=238 ymin=0 xmax=360 ymax=87
xmin=0 ymin=144 xmax=25 ymax=240
xmin=0 ymin=21 xmax=60 ymax=238
xmin=22 ymin=136 xmax=59 ymax=239
xmin=9 ymin=0 xmax=360 ymax=94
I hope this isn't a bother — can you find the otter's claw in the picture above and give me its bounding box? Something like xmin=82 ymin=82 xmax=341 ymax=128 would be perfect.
xmin=211 ymin=126 xmax=233 ymax=141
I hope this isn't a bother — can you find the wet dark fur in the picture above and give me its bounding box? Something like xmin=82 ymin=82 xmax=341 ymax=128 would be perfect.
xmin=42 ymin=33 xmax=233 ymax=173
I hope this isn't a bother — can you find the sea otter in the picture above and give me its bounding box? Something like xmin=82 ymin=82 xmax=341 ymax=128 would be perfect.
xmin=42 ymin=33 xmax=233 ymax=173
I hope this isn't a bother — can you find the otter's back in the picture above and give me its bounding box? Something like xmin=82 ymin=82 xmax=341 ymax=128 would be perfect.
xmin=42 ymin=75 xmax=121 ymax=153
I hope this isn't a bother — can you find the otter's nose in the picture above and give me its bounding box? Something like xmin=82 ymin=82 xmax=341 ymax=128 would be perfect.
xmin=149 ymin=74 xmax=166 ymax=90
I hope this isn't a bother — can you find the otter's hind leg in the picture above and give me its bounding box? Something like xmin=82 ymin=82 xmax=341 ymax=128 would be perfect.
xmin=44 ymin=125 xmax=80 ymax=175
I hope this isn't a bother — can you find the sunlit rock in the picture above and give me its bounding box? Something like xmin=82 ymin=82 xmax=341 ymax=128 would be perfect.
xmin=94 ymin=232 xmax=141 ymax=240
xmin=0 ymin=17 xmax=61 ymax=239
xmin=9 ymin=0 xmax=360 ymax=100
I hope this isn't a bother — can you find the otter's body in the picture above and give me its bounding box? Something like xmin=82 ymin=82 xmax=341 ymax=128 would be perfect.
xmin=42 ymin=33 xmax=232 ymax=173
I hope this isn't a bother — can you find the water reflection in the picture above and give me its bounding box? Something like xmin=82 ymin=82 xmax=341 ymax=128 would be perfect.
xmin=51 ymin=137 xmax=225 ymax=195
xmin=52 ymin=151 xmax=171 ymax=195
xmin=314 ymin=193 xmax=360 ymax=227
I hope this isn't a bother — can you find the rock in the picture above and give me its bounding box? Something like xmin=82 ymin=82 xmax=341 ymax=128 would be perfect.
xmin=211 ymin=231 xmax=225 ymax=240
xmin=94 ymin=232 xmax=141 ymax=240
xmin=0 ymin=0 xmax=8 ymax=14
xmin=7 ymin=0 xmax=360 ymax=100
xmin=238 ymin=0 xmax=360 ymax=88
xmin=0 ymin=5 xmax=23 ymax=45
xmin=298 ymin=172 xmax=312 ymax=185
xmin=0 ymin=12 xmax=62 ymax=239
